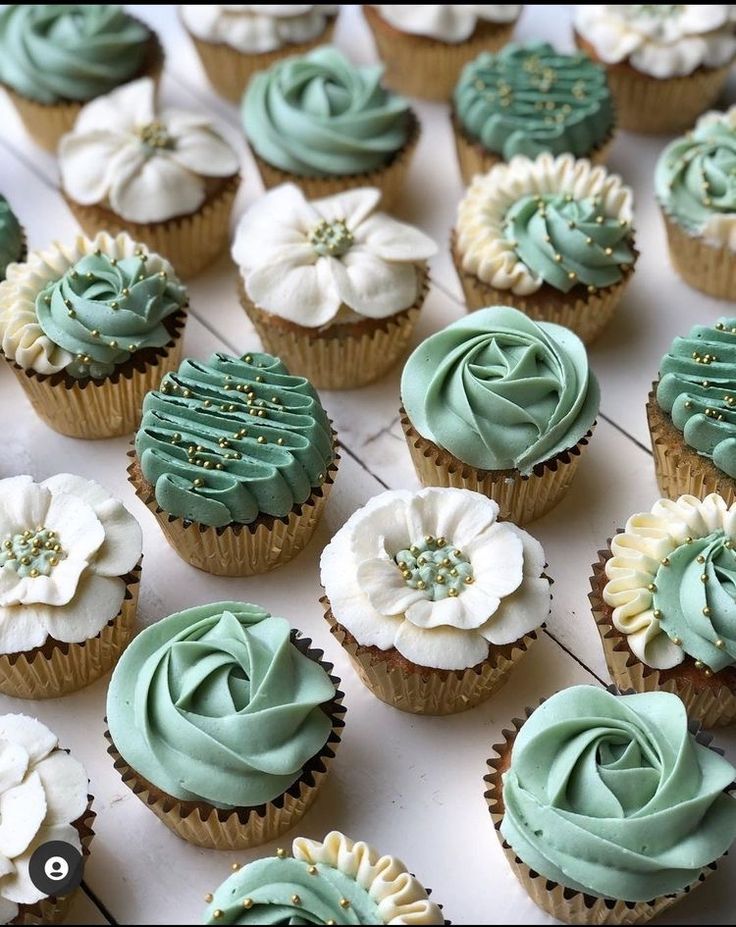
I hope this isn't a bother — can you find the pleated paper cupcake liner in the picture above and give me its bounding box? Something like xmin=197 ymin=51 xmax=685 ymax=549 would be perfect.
xmin=104 ymin=635 xmax=346 ymax=850
xmin=660 ymin=210 xmax=736 ymax=300
xmin=3 ymin=311 xmax=186 ymax=439
xmin=363 ymin=5 xmax=515 ymax=101
xmin=483 ymin=703 xmax=722 ymax=924
xmin=64 ymin=175 xmax=239 ymax=278
xmin=322 ymin=597 xmax=540 ymax=715
xmin=589 ymin=545 xmax=736 ymax=728
xmin=400 ymin=407 xmax=594 ymax=526
xmin=251 ymin=111 xmax=420 ymax=211
xmin=0 ymin=563 xmax=141 ymax=700
xmin=646 ymin=387 xmax=736 ymax=505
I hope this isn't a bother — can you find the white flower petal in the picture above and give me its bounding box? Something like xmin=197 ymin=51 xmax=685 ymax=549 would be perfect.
xmin=313 ymin=187 xmax=381 ymax=229
xmin=42 ymin=573 xmax=126 ymax=644
xmin=0 ymin=567 xmax=24 ymax=608
xmin=232 ymin=184 xmax=320 ymax=271
xmin=167 ymin=122 xmax=239 ymax=176
xmin=332 ymin=250 xmax=420 ymax=316
xmin=41 ymin=474 xmax=109 ymax=509
xmin=467 ymin=524 xmax=524 ymax=597
xmin=111 ymin=152 xmax=205 ymax=223
xmin=0 ymin=479 xmax=49 ymax=539
xmin=58 ymin=131 xmax=131 ymax=205
xmin=357 ymin=559 xmax=425 ymax=615
xmin=0 ymin=741 xmax=28 ymax=795
xmin=504 ymin=523 xmax=547 ymax=577
xmin=0 ymin=717 xmax=56 ymax=766
xmin=394 ymin=621 xmax=488 ymax=671
xmin=45 ymin=493 xmax=104 ymax=565
xmin=246 ymin=252 xmax=342 ymax=326
xmin=87 ymin=498 xmax=141 ymax=577
xmin=0 ymin=604 xmax=50 ymax=652
xmin=73 ymin=78 xmax=153 ymax=133
xmin=406 ymin=595 xmax=465 ymax=630
xmin=15 ymin=558 xmax=86 ymax=607
xmin=478 ymin=576 xmax=550 ymax=645
xmin=354 ymin=213 xmax=437 ymax=261
xmin=34 ymin=751 xmax=88 ymax=826
xmin=0 ymin=771 xmax=45 ymax=859
xmin=2 ymin=823 xmax=80 ymax=905
xmin=405 ymin=488 xmax=499 ymax=550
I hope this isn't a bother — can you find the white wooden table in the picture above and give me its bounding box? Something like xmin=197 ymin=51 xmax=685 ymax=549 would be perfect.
xmin=1 ymin=5 xmax=735 ymax=925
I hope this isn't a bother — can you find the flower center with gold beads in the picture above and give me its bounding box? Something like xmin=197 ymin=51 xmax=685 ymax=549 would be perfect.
xmin=395 ymin=536 xmax=474 ymax=600
xmin=0 ymin=528 xmax=67 ymax=577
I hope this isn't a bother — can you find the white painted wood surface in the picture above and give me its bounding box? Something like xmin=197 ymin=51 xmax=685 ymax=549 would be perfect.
xmin=0 ymin=5 xmax=735 ymax=925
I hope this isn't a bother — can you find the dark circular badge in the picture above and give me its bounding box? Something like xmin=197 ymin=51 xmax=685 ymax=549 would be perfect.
xmin=28 ymin=841 xmax=83 ymax=897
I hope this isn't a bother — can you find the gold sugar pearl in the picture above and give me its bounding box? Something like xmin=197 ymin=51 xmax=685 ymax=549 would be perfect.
xmin=276 ymin=848 xmax=287 ymax=858
xmin=308 ymin=866 xmax=318 ymax=875
xmin=204 ymin=893 xmax=213 ymax=903
xmin=231 ymin=863 xmax=241 ymax=871
xmin=243 ymin=898 xmax=254 ymax=909
xmin=213 ymin=911 xmax=223 ymax=920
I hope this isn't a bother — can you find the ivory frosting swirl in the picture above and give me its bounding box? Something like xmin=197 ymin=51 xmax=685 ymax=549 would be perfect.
xmin=181 ymin=5 xmax=336 ymax=54
xmin=106 ymin=602 xmax=336 ymax=809
xmin=135 ymin=352 xmax=335 ymax=528
xmin=656 ymin=318 xmax=736 ymax=477
xmin=501 ymin=685 xmax=736 ymax=901
xmin=374 ymin=5 xmax=521 ymax=42
xmin=456 ymin=152 xmax=634 ymax=295
xmin=400 ymin=307 xmax=600 ymax=475
xmin=242 ymin=46 xmax=411 ymax=177
xmin=0 ymin=195 xmax=23 ymax=282
xmin=0 ymin=4 xmax=150 ymax=104
xmin=453 ymin=42 xmax=614 ymax=161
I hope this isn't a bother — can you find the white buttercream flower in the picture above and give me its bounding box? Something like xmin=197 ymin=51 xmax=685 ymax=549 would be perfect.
xmin=0 ymin=714 xmax=88 ymax=923
xmin=0 ymin=474 xmax=142 ymax=654
xmin=375 ymin=5 xmax=521 ymax=42
xmin=181 ymin=5 xmax=337 ymax=53
xmin=320 ymin=488 xmax=550 ymax=671
xmin=59 ymin=78 xmax=240 ymax=224
xmin=232 ymin=184 xmax=436 ymax=327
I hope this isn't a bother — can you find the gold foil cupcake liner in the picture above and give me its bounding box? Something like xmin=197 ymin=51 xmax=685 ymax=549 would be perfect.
xmin=363 ymin=5 xmax=515 ymax=101
xmin=589 ymin=545 xmax=736 ymax=728
xmin=0 ymin=563 xmax=141 ymax=700
xmin=104 ymin=636 xmax=346 ymax=850
xmin=484 ymin=704 xmax=721 ymax=924
xmin=252 ymin=111 xmax=420 ymax=211
xmin=3 ymin=311 xmax=186 ymax=439
xmin=322 ymin=598 xmax=540 ymax=715
xmin=660 ymin=210 xmax=735 ymax=300
xmin=400 ymin=407 xmax=595 ymax=526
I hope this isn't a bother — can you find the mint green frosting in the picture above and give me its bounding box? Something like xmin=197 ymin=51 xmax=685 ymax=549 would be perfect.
xmin=0 ymin=5 xmax=150 ymax=104
xmin=395 ymin=537 xmax=474 ymax=600
xmin=400 ymin=307 xmax=600 ymax=475
xmin=203 ymin=856 xmax=381 ymax=924
xmin=454 ymin=42 xmax=614 ymax=160
xmin=505 ymin=193 xmax=634 ymax=293
xmin=655 ymin=113 xmax=736 ymax=235
xmin=501 ymin=686 xmax=736 ymax=902
xmin=0 ymin=195 xmax=23 ymax=281
xmin=242 ymin=46 xmax=411 ymax=177
xmin=35 ymin=250 xmax=187 ymax=380
xmin=107 ymin=602 xmax=336 ymax=809
xmin=135 ymin=352 xmax=335 ymax=528
xmin=656 ymin=319 xmax=736 ymax=478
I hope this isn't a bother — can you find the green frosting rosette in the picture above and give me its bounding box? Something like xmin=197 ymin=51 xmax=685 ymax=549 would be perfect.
xmin=135 ymin=352 xmax=335 ymax=528
xmin=0 ymin=195 xmax=23 ymax=281
xmin=400 ymin=306 xmax=600 ymax=475
xmin=0 ymin=4 xmax=150 ymax=104
xmin=501 ymin=686 xmax=736 ymax=902
xmin=242 ymin=46 xmax=411 ymax=177
xmin=107 ymin=602 xmax=337 ymax=809
xmin=454 ymin=41 xmax=614 ymax=161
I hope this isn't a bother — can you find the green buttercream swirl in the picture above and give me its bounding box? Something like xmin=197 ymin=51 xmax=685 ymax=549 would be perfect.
xmin=501 ymin=686 xmax=736 ymax=902
xmin=203 ymin=857 xmax=381 ymax=924
xmin=35 ymin=250 xmax=187 ymax=380
xmin=400 ymin=306 xmax=600 ymax=475
xmin=135 ymin=352 xmax=335 ymax=528
xmin=0 ymin=195 xmax=23 ymax=281
xmin=242 ymin=46 xmax=411 ymax=177
xmin=656 ymin=319 xmax=736 ymax=478
xmin=106 ymin=602 xmax=336 ymax=809
xmin=454 ymin=42 xmax=614 ymax=160
xmin=0 ymin=5 xmax=150 ymax=104
xmin=505 ymin=193 xmax=634 ymax=293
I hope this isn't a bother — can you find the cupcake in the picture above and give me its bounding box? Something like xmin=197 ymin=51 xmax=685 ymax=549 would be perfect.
xmin=452 ymin=41 xmax=616 ymax=185
xmin=590 ymin=492 xmax=736 ymax=727
xmin=0 ymin=474 xmax=142 ymax=700
xmin=0 ymin=714 xmax=95 ymax=925
xmin=655 ymin=106 xmax=736 ymax=300
xmin=130 ymin=351 xmax=338 ymax=576
xmin=453 ymin=152 xmax=636 ymax=343
xmin=400 ymin=307 xmax=600 ymax=525
xmin=0 ymin=5 xmax=162 ymax=152
xmin=202 ymin=830 xmax=444 ymax=923
xmin=575 ymin=5 xmax=736 ymax=134
xmin=106 ymin=601 xmax=345 ymax=849
xmin=363 ymin=4 xmax=521 ymax=101
xmin=242 ymin=46 xmax=419 ymax=207
xmin=232 ymin=184 xmax=436 ymax=389
xmin=0 ymin=195 xmax=25 ymax=281
xmin=321 ymin=487 xmax=550 ymax=715
xmin=0 ymin=231 xmax=188 ymax=439
xmin=181 ymin=5 xmax=338 ymax=102
xmin=485 ymin=685 xmax=736 ymax=924
xmin=59 ymin=78 xmax=240 ymax=277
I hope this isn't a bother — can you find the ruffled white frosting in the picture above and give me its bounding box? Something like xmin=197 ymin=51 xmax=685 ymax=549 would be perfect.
xmin=456 ymin=152 xmax=633 ymax=295
xmin=697 ymin=106 xmax=736 ymax=250
xmin=0 ymin=714 xmax=88 ymax=924
xmin=59 ymin=78 xmax=239 ymax=224
xmin=320 ymin=488 xmax=550 ymax=671
xmin=374 ymin=5 xmax=520 ymax=42
xmin=603 ymin=493 xmax=736 ymax=670
xmin=232 ymin=184 xmax=436 ymax=328
xmin=293 ymin=831 xmax=443 ymax=925
xmin=575 ymin=4 xmax=736 ymax=78
xmin=0 ymin=232 xmax=174 ymax=375
xmin=181 ymin=5 xmax=336 ymax=53
xmin=0 ymin=474 xmax=141 ymax=655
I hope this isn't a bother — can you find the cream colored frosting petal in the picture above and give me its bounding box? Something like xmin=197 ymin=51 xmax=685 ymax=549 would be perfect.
xmin=0 ymin=477 xmax=47 ymax=538
xmin=480 ymin=575 xmax=551 ymax=646
xmin=0 ymin=772 xmax=45 ymax=859
xmin=333 ymin=250 xmax=419 ymax=317
xmin=0 ymin=741 xmax=28 ymax=795
xmin=0 ymin=717 xmax=56 ymax=766
xmin=33 ymin=751 xmax=88 ymax=826
xmin=73 ymin=77 xmax=153 ymax=133
xmin=2 ymin=822 xmax=81 ymax=906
